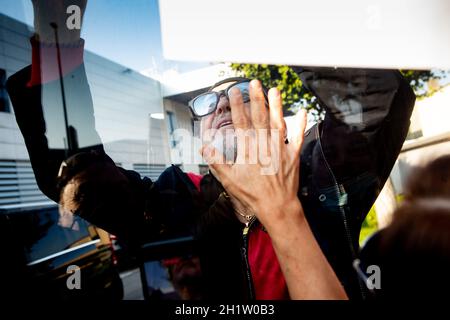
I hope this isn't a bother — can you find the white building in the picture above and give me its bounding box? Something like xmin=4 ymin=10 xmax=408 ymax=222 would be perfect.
xmin=0 ymin=13 xmax=205 ymax=207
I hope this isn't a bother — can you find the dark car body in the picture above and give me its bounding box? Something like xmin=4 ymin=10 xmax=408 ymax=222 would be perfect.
xmin=0 ymin=202 xmax=123 ymax=300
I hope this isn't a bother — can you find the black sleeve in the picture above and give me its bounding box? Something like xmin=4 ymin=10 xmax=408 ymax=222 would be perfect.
xmin=7 ymin=64 xmax=104 ymax=202
xmin=296 ymin=67 xmax=415 ymax=183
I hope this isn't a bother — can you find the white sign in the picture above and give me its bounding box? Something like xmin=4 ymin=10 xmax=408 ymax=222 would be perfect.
xmin=159 ymin=0 xmax=450 ymax=69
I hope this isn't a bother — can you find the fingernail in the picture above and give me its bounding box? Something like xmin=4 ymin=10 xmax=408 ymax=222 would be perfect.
xmin=229 ymin=87 xmax=241 ymax=97
xmin=269 ymin=87 xmax=279 ymax=97
xmin=250 ymin=79 xmax=261 ymax=89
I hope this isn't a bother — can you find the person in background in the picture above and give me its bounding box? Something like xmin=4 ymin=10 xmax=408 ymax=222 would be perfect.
xmin=403 ymin=155 xmax=450 ymax=201
xmin=358 ymin=155 xmax=450 ymax=299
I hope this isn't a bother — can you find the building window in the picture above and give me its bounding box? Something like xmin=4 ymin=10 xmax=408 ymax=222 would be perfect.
xmin=0 ymin=69 xmax=10 ymax=113
xmin=133 ymin=163 xmax=167 ymax=181
xmin=166 ymin=111 xmax=177 ymax=148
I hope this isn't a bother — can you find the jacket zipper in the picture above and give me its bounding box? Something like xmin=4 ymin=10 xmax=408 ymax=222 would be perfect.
xmin=315 ymin=124 xmax=367 ymax=299
xmin=242 ymin=216 xmax=256 ymax=300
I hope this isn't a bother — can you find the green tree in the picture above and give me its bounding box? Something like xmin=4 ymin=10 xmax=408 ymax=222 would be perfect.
xmin=231 ymin=63 xmax=448 ymax=118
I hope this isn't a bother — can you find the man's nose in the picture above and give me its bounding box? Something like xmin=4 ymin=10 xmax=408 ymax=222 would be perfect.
xmin=215 ymin=95 xmax=231 ymax=116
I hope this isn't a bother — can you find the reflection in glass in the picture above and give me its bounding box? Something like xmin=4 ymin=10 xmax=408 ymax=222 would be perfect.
xmin=1 ymin=0 xmax=449 ymax=301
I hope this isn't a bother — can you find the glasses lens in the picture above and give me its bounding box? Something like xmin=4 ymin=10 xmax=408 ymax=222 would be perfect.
xmin=228 ymin=81 xmax=250 ymax=102
xmin=193 ymin=93 xmax=218 ymax=116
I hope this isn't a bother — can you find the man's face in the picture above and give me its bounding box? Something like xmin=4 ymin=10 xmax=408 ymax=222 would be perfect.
xmin=199 ymin=81 xmax=252 ymax=161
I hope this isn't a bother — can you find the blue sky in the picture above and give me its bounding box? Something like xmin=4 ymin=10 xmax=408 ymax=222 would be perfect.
xmin=0 ymin=0 xmax=207 ymax=73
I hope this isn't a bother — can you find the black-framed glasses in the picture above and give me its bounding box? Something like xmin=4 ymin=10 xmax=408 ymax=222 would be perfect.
xmin=188 ymin=77 xmax=267 ymax=118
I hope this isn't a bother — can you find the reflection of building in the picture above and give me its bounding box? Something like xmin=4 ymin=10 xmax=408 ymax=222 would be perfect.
xmin=375 ymin=85 xmax=450 ymax=227
xmin=0 ymin=13 xmax=199 ymax=207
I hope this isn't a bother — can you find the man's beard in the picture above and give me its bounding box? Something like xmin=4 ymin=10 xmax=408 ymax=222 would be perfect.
xmin=210 ymin=129 xmax=237 ymax=164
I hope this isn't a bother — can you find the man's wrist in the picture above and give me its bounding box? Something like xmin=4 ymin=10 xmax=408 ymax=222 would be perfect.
xmin=32 ymin=34 xmax=84 ymax=47
xmin=28 ymin=35 xmax=85 ymax=87
xmin=259 ymin=199 xmax=306 ymax=234
xmin=34 ymin=32 xmax=82 ymax=46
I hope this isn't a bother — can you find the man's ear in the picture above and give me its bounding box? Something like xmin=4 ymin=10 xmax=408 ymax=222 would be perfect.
xmin=59 ymin=178 xmax=79 ymax=213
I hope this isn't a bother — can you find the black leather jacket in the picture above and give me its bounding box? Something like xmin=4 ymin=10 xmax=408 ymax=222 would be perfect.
xmin=7 ymin=64 xmax=415 ymax=300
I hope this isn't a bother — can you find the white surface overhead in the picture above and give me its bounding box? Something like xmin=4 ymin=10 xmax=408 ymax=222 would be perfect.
xmin=159 ymin=0 xmax=450 ymax=69
xmin=161 ymin=63 xmax=237 ymax=97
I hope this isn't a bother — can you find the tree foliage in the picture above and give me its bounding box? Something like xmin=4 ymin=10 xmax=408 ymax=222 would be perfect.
xmin=230 ymin=63 xmax=448 ymax=117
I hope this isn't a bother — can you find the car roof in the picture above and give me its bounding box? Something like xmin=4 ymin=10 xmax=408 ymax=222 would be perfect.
xmin=0 ymin=201 xmax=57 ymax=214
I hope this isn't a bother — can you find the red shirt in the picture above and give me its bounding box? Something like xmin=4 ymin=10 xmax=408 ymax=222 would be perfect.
xmin=187 ymin=173 xmax=289 ymax=300
xmin=248 ymin=225 xmax=290 ymax=300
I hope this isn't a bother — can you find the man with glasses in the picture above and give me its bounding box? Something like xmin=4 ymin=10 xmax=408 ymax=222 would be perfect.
xmin=189 ymin=78 xmax=272 ymax=164
xmin=7 ymin=0 xmax=416 ymax=300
